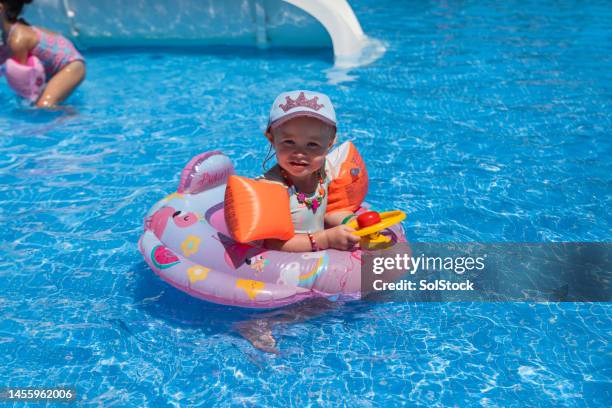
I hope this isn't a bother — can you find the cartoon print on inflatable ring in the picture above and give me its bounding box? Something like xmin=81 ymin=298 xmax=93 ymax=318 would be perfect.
xmin=212 ymin=233 xmax=261 ymax=269
xmin=187 ymin=265 xmax=210 ymax=283
xmin=298 ymin=252 xmax=330 ymax=286
xmin=245 ymin=254 xmax=269 ymax=275
xmin=146 ymin=207 xmax=202 ymax=238
xmin=277 ymin=262 xmax=301 ymax=287
xmin=147 ymin=207 xmax=175 ymax=238
xmin=181 ymin=235 xmax=201 ymax=257
xmin=236 ymin=279 xmax=265 ymax=300
xmin=172 ymin=210 xmax=200 ymax=228
xmin=151 ymin=245 xmax=181 ymax=269
xmin=276 ymin=253 xmax=330 ymax=287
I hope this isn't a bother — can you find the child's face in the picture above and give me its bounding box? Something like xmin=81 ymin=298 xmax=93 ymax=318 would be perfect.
xmin=267 ymin=116 xmax=336 ymax=179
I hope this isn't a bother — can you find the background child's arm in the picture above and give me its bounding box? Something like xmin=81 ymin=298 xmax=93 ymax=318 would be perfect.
xmin=7 ymin=25 xmax=36 ymax=64
xmin=324 ymin=210 xmax=356 ymax=227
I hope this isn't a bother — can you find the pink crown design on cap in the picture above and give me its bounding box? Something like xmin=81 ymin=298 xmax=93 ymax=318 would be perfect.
xmin=279 ymin=92 xmax=324 ymax=112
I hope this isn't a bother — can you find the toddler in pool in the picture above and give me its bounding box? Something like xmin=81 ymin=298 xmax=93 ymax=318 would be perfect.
xmin=0 ymin=0 xmax=85 ymax=107
xmin=261 ymin=90 xmax=360 ymax=252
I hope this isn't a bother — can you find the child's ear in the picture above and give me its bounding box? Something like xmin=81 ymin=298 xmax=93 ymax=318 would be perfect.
xmin=264 ymin=130 xmax=274 ymax=143
xmin=328 ymin=130 xmax=337 ymax=149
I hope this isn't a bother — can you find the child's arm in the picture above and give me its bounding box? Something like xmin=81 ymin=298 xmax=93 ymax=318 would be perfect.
xmin=7 ymin=25 xmax=35 ymax=64
xmin=264 ymin=225 xmax=359 ymax=252
xmin=324 ymin=210 xmax=356 ymax=228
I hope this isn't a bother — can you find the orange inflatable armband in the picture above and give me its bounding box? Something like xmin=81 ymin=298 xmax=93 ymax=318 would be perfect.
xmin=326 ymin=141 xmax=368 ymax=213
xmin=224 ymin=176 xmax=295 ymax=243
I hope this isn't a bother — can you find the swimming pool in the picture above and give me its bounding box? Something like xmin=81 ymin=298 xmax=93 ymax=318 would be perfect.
xmin=1 ymin=0 xmax=610 ymax=405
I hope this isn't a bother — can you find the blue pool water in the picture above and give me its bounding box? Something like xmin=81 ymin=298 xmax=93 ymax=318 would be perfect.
xmin=1 ymin=0 xmax=611 ymax=406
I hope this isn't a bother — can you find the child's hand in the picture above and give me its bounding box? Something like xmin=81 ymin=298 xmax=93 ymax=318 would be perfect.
xmin=324 ymin=225 xmax=360 ymax=251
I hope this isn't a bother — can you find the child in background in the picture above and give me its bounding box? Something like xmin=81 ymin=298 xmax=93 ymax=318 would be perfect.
xmin=261 ymin=90 xmax=360 ymax=252
xmin=0 ymin=0 xmax=85 ymax=107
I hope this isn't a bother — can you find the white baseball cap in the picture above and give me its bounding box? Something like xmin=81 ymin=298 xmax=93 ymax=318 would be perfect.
xmin=268 ymin=90 xmax=337 ymax=130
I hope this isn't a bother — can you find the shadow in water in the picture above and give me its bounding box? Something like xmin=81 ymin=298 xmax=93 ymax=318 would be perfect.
xmin=1 ymin=96 xmax=81 ymax=132
xmin=131 ymin=260 xmax=377 ymax=354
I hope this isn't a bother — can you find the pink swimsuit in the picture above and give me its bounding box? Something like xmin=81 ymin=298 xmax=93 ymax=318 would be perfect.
xmin=2 ymin=25 xmax=84 ymax=79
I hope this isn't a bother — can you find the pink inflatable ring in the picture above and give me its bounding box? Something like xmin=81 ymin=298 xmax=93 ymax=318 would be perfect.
xmin=138 ymin=146 xmax=408 ymax=308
